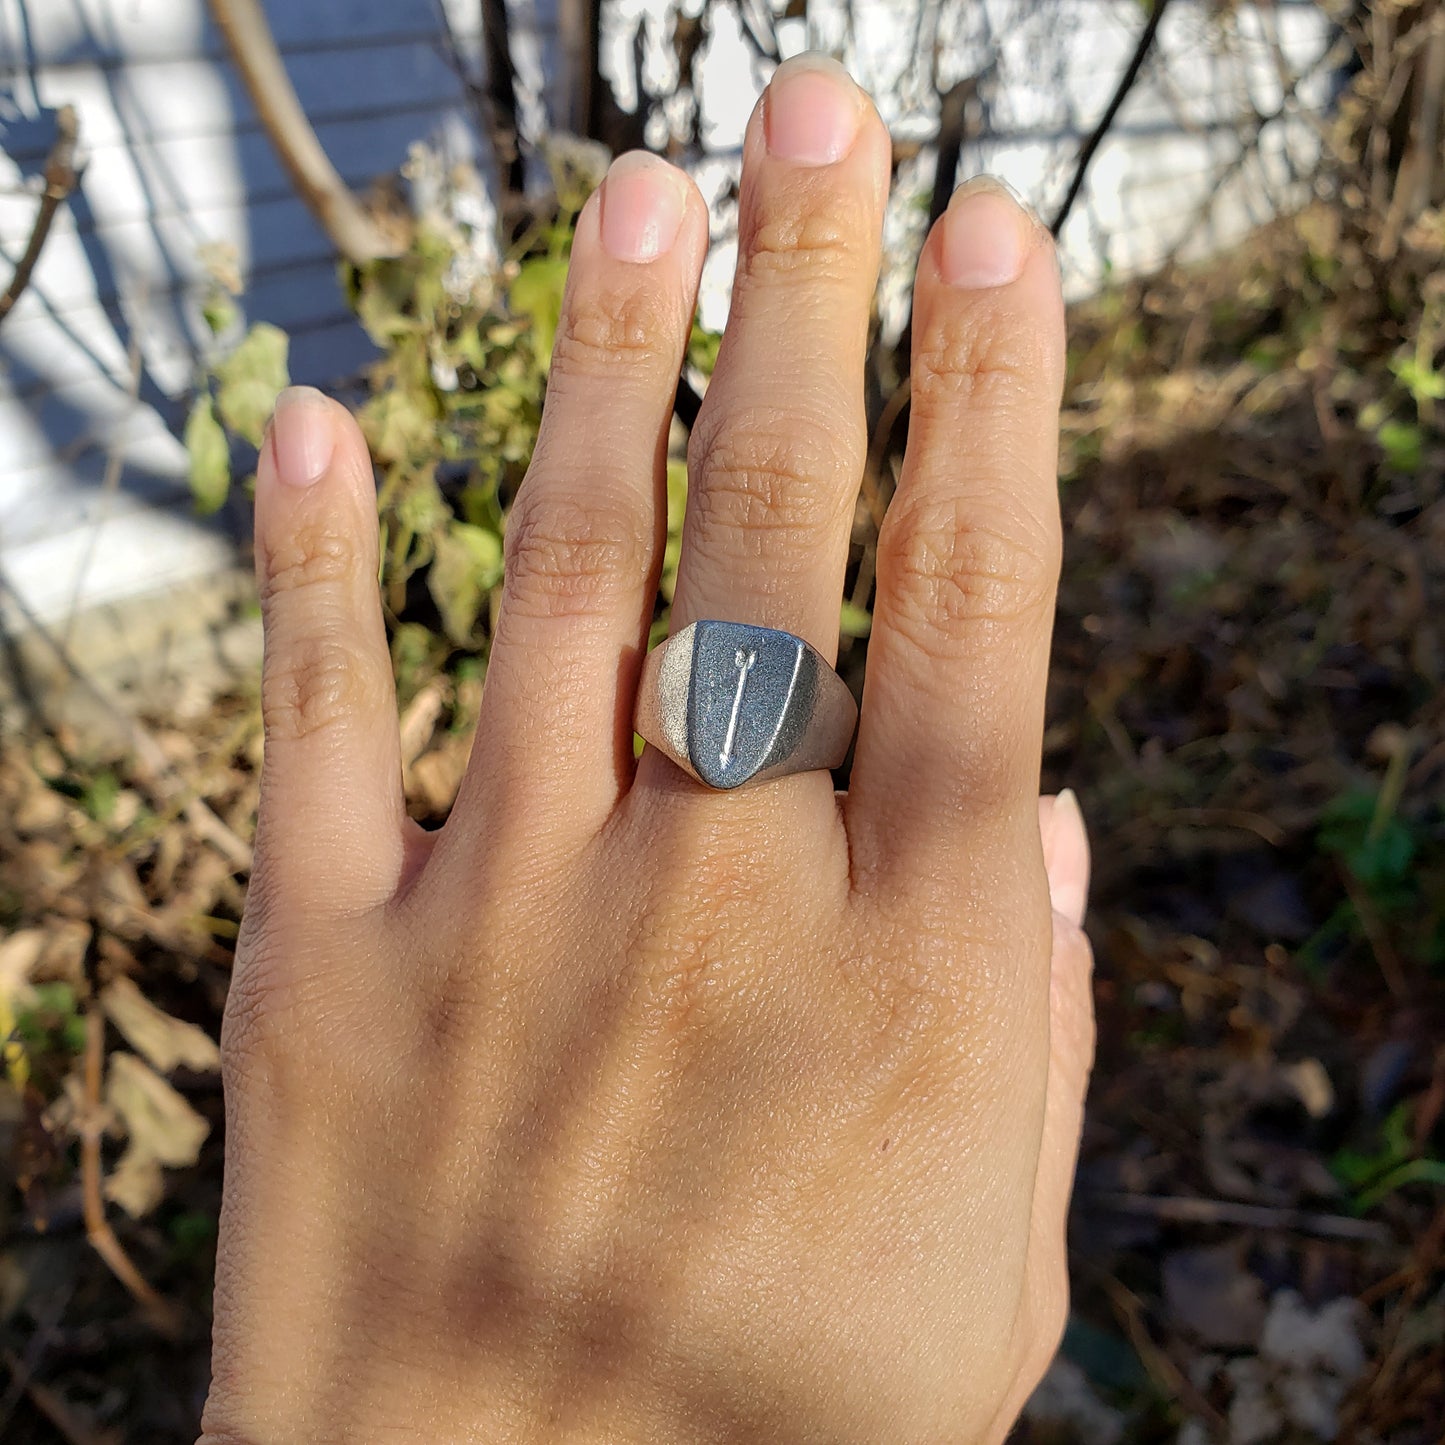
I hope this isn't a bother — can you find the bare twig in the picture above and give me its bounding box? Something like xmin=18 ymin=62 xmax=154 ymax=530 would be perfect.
xmin=0 ymin=104 xmax=79 ymax=327
xmin=78 ymin=1011 xmax=183 ymax=1337
xmin=480 ymin=0 xmax=526 ymax=202
xmin=926 ymin=76 xmax=978 ymax=234
xmin=1050 ymin=0 xmax=1176 ymax=237
xmin=206 ymin=0 xmax=397 ymax=265
xmin=1081 ymin=1189 xmax=1394 ymax=1244
xmin=862 ymin=378 xmax=910 ymax=534
xmin=1 ymin=1351 xmax=119 ymax=1445
xmin=1339 ymin=864 xmax=1408 ymax=998
xmin=1097 ymin=1272 xmax=1227 ymax=1430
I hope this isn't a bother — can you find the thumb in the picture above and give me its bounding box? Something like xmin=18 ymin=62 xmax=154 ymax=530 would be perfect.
xmin=1040 ymin=788 xmax=1090 ymax=928
xmin=1004 ymin=791 xmax=1096 ymax=1408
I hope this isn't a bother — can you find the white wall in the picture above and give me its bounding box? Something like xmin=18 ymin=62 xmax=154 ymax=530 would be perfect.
xmin=0 ymin=0 xmax=490 ymax=631
xmin=0 ymin=0 xmax=1335 ymax=635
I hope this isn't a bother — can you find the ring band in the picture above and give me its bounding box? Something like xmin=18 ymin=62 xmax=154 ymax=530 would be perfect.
xmin=635 ymin=620 xmax=858 ymax=790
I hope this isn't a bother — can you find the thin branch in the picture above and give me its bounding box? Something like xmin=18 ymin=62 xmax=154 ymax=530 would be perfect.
xmin=1 ymin=1351 xmax=119 ymax=1445
xmin=480 ymin=0 xmax=526 ymax=201
xmin=1050 ymin=0 xmax=1177 ymax=237
xmin=206 ymin=0 xmax=397 ymax=265
xmin=79 ymin=1010 xmax=182 ymax=1337
xmin=0 ymin=104 xmax=79 ymax=327
xmin=927 ymin=76 xmax=978 ymax=233
xmin=585 ymin=0 xmax=606 ymax=142
xmin=1082 ymin=1189 xmax=1394 ymax=1243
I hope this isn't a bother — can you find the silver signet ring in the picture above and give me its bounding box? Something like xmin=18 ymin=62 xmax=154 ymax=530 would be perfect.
xmin=634 ymin=621 xmax=859 ymax=790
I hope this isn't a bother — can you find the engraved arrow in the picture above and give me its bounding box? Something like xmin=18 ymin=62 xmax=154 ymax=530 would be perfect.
xmin=719 ymin=648 xmax=756 ymax=770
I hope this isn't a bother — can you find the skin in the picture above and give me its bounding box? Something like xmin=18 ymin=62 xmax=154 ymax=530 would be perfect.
xmin=201 ymin=56 xmax=1095 ymax=1445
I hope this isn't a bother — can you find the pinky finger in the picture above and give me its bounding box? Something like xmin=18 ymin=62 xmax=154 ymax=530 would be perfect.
xmin=249 ymin=388 xmax=414 ymax=915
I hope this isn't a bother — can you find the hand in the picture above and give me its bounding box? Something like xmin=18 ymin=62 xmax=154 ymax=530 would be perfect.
xmin=202 ymin=54 xmax=1093 ymax=1445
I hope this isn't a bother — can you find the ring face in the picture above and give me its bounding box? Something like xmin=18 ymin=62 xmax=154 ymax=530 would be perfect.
xmin=634 ymin=620 xmax=858 ymax=791
xmin=686 ymin=621 xmax=817 ymax=790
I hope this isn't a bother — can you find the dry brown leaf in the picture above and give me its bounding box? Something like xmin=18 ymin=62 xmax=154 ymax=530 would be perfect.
xmin=101 ymin=976 xmax=220 ymax=1074
xmin=39 ymin=918 xmax=91 ymax=987
xmin=407 ymin=731 xmax=470 ymax=815
xmin=0 ymin=929 xmax=46 ymax=1009
xmin=103 ymin=1050 xmax=210 ymax=1218
xmin=399 ymin=677 xmax=448 ymax=766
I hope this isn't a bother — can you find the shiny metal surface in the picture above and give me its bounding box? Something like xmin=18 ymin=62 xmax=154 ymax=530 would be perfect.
xmin=635 ymin=621 xmax=857 ymax=790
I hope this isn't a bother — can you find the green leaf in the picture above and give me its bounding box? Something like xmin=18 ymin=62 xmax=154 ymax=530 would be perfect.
xmin=840 ymin=601 xmax=873 ymax=639
xmin=429 ymin=522 xmax=504 ymax=644
xmin=688 ymin=324 xmax=722 ymax=378
xmin=1377 ymin=418 xmax=1424 ymax=473
xmin=185 ymin=394 xmax=232 ymax=515
xmin=1389 ymin=354 xmax=1445 ymax=401
xmin=213 ymin=322 xmax=291 ymax=446
xmin=31 ymin=981 xmax=77 ymax=1018
xmin=510 ymin=256 xmax=569 ymax=368
xmin=61 ymin=1013 xmax=88 ymax=1053
xmin=354 ymin=255 xmax=422 ymax=345
xmin=202 ymin=293 xmax=239 ymax=337
xmin=1319 ymin=790 xmax=1416 ymax=892
xmin=362 ymin=386 xmax=439 ymax=466
xmin=83 ymin=769 xmax=119 ymax=823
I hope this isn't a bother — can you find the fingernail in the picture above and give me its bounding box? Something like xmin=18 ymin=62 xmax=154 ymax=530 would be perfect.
xmin=269 ymin=387 xmax=335 ymax=487
xmin=600 ymin=151 xmax=689 ymax=263
xmin=765 ymin=52 xmax=863 ymax=166
xmin=941 ymin=176 xmax=1037 ymax=289
xmin=1049 ymin=788 xmax=1090 ymax=928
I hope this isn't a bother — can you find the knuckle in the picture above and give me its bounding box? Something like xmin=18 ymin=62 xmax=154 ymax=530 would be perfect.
xmin=912 ymin=298 xmax=1059 ymax=419
xmin=257 ymin=515 xmax=384 ymax=744
xmin=879 ymin=493 xmax=1060 ymax=649
xmin=261 ymin=626 xmax=384 ymax=743
xmin=836 ymin=916 xmax=996 ymax=1071
xmin=222 ymin=926 xmax=311 ymax=1090
xmin=258 ymin=515 xmax=357 ymax=605
xmin=688 ymin=407 xmax=857 ymax=552
xmin=740 ymin=187 xmax=867 ymax=287
xmin=549 ymin=282 xmax=673 ymax=380
xmin=224 ymin=911 xmax=384 ymax=1097
xmin=503 ymin=486 xmax=651 ymax=620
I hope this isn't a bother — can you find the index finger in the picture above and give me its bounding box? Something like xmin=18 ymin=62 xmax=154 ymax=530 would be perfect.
xmin=845 ymin=179 xmax=1065 ymax=895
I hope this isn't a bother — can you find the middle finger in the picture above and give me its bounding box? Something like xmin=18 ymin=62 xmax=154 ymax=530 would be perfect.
xmin=668 ymin=54 xmax=890 ymax=660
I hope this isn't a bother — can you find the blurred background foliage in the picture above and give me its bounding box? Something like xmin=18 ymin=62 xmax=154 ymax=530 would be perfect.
xmin=1 ymin=1 xmax=1443 ymax=1441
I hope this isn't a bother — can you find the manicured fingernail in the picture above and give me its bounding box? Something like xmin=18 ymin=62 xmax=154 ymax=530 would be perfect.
xmin=765 ymin=53 xmax=863 ymax=166
xmin=942 ymin=176 xmax=1037 ymax=288
xmin=269 ymin=387 xmax=335 ymax=487
xmin=600 ymin=151 xmax=688 ymax=263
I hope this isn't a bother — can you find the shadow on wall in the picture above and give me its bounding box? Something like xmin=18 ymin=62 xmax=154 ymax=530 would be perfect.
xmin=0 ymin=0 xmax=482 ymax=625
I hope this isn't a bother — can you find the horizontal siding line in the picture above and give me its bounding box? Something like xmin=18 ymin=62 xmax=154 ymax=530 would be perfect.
xmin=0 ymin=92 xmax=472 ymax=170
xmin=4 ymin=109 xmax=1322 ymax=328
xmin=11 ymin=195 xmax=346 ymax=313
xmin=6 ymin=277 xmax=368 ymax=406
xmin=0 ymin=324 xmax=371 ymax=490
xmin=0 ymin=112 xmax=475 ymax=252
xmin=3 ymin=307 xmax=368 ymax=441
xmin=0 ymin=20 xmax=493 ymax=77
xmin=6 ymin=302 xmax=362 ymax=407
